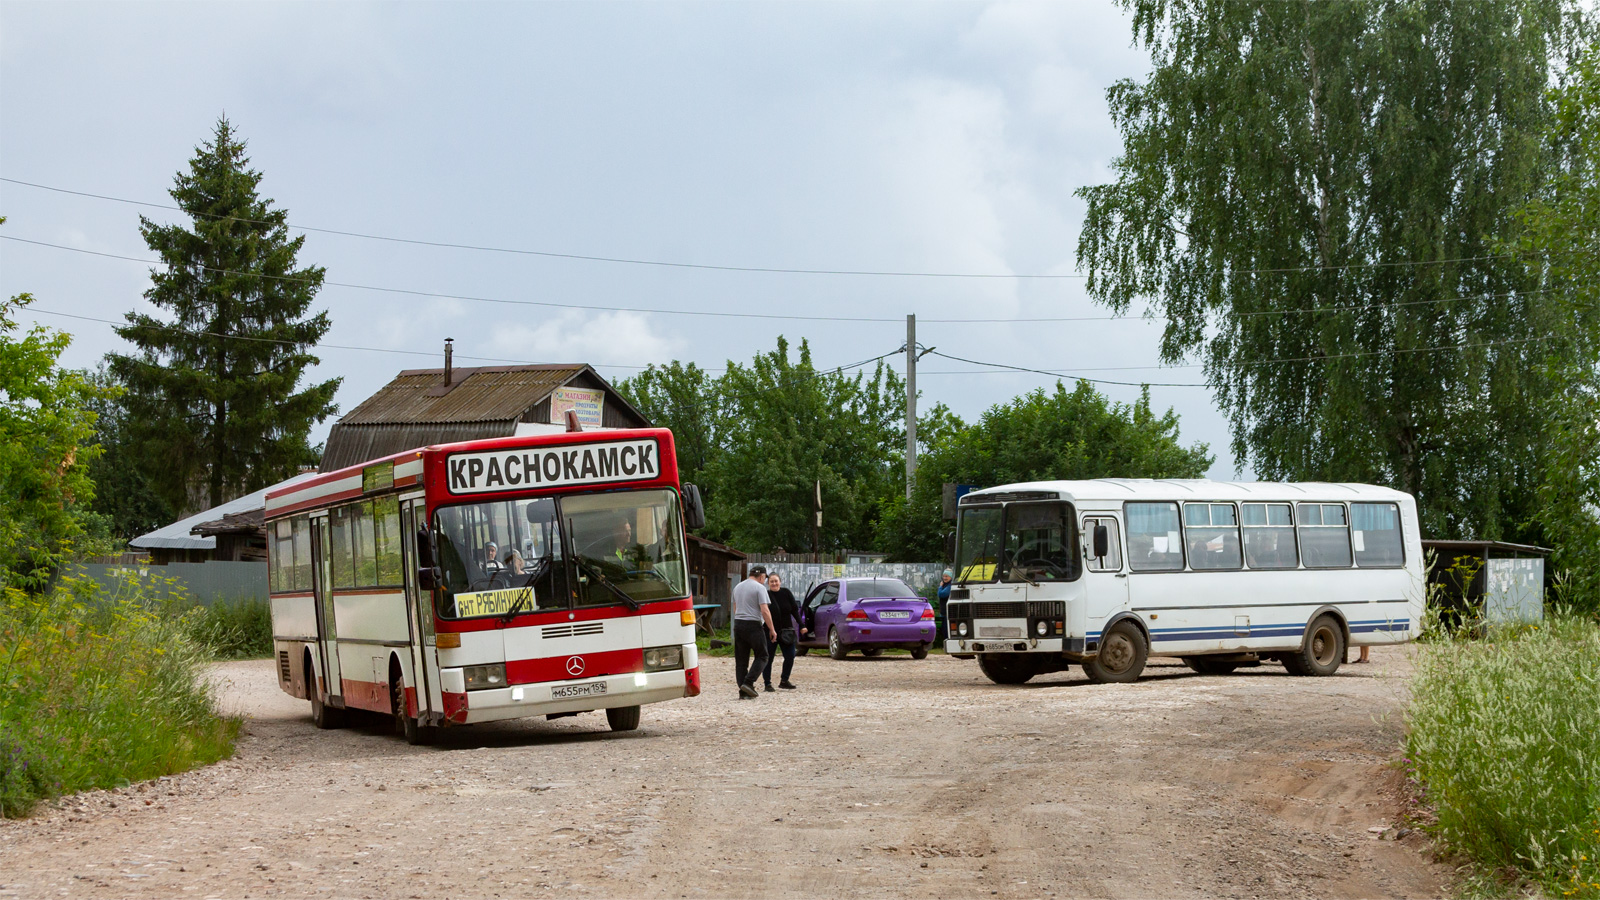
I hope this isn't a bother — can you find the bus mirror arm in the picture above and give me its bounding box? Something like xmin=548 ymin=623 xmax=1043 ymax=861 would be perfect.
xmin=1093 ymin=524 xmax=1109 ymax=560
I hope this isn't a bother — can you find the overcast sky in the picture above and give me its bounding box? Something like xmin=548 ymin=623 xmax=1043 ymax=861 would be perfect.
xmin=0 ymin=1 xmax=1242 ymax=478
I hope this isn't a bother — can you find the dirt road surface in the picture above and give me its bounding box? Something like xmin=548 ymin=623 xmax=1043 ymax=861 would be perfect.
xmin=0 ymin=646 xmax=1450 ymax=899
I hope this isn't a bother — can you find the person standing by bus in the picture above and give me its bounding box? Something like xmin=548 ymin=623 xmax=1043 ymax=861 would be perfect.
xmin=731 ymin=565 xmax=776 ymax=699
xmin=762 ymin=572 xmax=799 ymax=691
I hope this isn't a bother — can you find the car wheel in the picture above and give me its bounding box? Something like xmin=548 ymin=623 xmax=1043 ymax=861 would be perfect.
xmin=1284 ymin=614 xmax=1344 ymax=677
xmin=1182 ymin=656 xmax=1239 ymax=676
xmin=910 ymin=644 xmax=930 ymax=660
xmin=978 ymin=654 xmax=1038 ymax=685
xmin=828 ymin=628 xmax=849 ymax=660
xmin=606 ymin=705 xmax=641 ymax=732
xmin=1083 ymin=620 xmax=1148 ymax=684
xmin=861 ymin=649 xmax=883 ymax=658
xmin=796 ymin=647 xmax=810 ymax=657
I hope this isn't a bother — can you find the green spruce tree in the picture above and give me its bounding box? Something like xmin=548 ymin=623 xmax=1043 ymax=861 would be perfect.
xmin=108 ymin=116 xmax=339 ymax=514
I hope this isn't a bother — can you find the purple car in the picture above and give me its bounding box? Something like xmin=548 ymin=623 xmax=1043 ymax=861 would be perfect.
xmin=796 ymin=577 xmax=936 ymax=660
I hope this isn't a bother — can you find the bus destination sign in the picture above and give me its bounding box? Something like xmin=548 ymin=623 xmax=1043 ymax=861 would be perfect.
xmin=445 ymin=438 xmax=660 ymax=495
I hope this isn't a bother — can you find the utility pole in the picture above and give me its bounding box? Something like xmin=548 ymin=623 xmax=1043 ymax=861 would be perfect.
xmin=906 ymin=314 xmax=916 ymax=502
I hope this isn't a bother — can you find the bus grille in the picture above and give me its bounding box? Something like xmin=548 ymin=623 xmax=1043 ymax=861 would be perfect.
xmin=277 ymin=650 xmax=292 ymax=683
xmin=1028 ymin=601 xmax=1065 ymax=619
xmin=974 ymin=601 xmax=1027 ymax=619
xmin=543 ymin=622 xmax=605 ymax=640
xmin=945 ymin=602 xmax=970 ymax=619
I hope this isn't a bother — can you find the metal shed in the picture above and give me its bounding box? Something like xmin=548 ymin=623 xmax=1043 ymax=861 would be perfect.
xmin=1423 ymin=539 xmax=1550 ymax=625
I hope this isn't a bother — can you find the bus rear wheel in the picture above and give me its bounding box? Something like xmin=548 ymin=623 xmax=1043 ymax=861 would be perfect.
xmin=1285 ymin=615 xmax=1344 ymax=677
xmin=978 ymin=654 xmax=1038 ymax=685
xmin=1083 ymin=620 xmax=1148 ymax=684
xmin=606 ymin=705 xmax=641 ymax=732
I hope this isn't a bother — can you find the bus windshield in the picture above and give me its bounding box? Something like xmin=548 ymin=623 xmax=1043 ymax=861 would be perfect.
xmin=433 ymin=488 xmax=689 ymax=618
xmin=955 ymin=506 xmax=1002 ymax=582
xmin=954 ymin=502 xmax=1080 ymax=584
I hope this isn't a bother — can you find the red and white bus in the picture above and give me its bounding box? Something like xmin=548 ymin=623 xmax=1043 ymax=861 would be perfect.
xmin=264 ymin=427 xmax=706 ymax=744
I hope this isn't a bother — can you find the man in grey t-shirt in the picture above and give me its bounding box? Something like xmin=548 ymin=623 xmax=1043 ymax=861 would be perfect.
xmin=731 ymin=565 xmax=776 ymax=699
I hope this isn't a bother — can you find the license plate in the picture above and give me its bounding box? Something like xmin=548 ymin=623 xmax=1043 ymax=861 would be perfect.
xmin=551 ymin=681 xmax=607 ymax=699
xmin=979 ymin=626 xmax=1022 ymax=638
xmin=878 ymin=611 xmax=911 ymax=620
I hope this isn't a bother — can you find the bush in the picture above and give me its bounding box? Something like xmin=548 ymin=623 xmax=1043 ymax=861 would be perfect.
xmin=0 ymin=573 xmax=239 ymax=818
xmin=183 ymin=597 xmax=273 ymax=660
xmin=1404 ymin=613 xmax=1600 ymax=897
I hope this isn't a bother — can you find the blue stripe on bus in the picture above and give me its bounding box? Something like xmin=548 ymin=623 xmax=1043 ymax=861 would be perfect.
xmin=1085 ymin=618 xmax=1411 ymax=641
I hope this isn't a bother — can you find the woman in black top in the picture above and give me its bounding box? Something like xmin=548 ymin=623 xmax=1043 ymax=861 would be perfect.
xmin=762 ymin=573 xmax=800 ymax=691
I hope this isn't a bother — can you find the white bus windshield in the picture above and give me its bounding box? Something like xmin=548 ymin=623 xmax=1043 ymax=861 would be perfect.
xmin=955 ymin=501 xmax=1080 ymax=583
xmin=433 ymin=489 xmax=688 ymax=618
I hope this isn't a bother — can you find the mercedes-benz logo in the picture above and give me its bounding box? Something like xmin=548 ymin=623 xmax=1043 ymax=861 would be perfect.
xmin=565 ymin=656 xmax=585 ymax=677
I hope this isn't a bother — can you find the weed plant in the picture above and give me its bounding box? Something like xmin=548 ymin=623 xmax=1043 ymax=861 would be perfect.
xmin=1405 ymin=611 xmax=1600 ymax=897
xmin=182 ymin=597 xmax=273 ymax=660
xmin=0 ymin=573 xmax=239 ymax=818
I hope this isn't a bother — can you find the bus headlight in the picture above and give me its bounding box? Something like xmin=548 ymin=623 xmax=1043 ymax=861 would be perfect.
xmin=643 ymin=645 xmax=684 ymax=671
xmin=1036 ymin=621 xmax=1049 ymax=636
xmin=463 ymin=664 xmax=506 ymax=691
xmin=957 ymin=622 xmax=969 ymax=637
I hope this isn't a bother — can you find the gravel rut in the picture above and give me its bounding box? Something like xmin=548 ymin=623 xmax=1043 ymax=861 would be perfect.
xmin=0 ymin=646 xmax=1450 ymax=898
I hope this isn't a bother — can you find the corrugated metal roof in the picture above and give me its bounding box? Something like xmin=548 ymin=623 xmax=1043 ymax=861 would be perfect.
xmin=129 ymin=472 xmax=319 ymax=550
xmin=319 ymin=421 xmax=518 ymax=472
xmin=339 ymin=365 xmax=585 ymax=425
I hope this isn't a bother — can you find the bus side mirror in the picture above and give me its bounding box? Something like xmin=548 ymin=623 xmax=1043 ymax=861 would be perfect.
xmin=1093 ymin=524 xmax=1110 ymax=560
xmin=417 ymin=567 xmax=437 ymax=591
xmin=415 ymin=527 xmax=435 ymax=568
xmin=682 ymin=483 xmax=706 ymax=531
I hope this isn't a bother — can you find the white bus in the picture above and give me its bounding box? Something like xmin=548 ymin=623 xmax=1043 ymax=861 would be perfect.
xmin=943 ymin=480 xmax=1425 ymax=684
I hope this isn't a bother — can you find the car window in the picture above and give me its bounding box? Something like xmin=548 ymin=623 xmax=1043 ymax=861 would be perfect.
xmin=844 ymin=579 xmax=917 ymax=602
xmin=810 ymin=583 xmax=838 ymax=608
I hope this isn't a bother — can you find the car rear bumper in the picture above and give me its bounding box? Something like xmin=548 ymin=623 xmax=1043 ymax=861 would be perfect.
xmin=840 ymin=621 xmax=935 ymax=646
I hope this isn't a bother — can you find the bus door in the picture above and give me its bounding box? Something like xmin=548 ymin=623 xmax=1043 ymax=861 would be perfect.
xmin=311 ymin=514 xmax=343 ymax=706
xmin=1082 ymin=515 xmax=1128 ymax=623
xmin=401 ymin=498 xmax=440 ymax=721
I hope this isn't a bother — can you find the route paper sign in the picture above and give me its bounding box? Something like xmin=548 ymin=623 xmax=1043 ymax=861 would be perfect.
xmin=551 ymin=387 xmax=605 ymax=429
xmin=454 ymin=587 xmax=527 ymax=617
xmin=444 ymin=438 xmax=660 ymax=495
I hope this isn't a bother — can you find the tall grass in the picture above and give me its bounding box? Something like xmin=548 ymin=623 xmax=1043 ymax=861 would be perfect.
xmin=182 ymin=596 xmax=273 ymax=660
xmin=1404 ymin=613 xmax=1600 ymax=898
xmin=0 ymin=574 xmax=239 ymax=818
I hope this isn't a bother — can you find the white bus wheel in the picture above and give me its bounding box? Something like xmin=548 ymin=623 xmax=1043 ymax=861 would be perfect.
xmin=606 ymin=705 xmax=641 ymax=732
xmin=1083 ymin=621 xmax=1148 ymax=684
xmin=1286 ymin=615 xmax=1344 ymax=677
xmin=978 ymin=654 xmax=1038 ymax=685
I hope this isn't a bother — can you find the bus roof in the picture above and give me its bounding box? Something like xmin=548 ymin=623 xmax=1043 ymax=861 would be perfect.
xmin=960 ymin=479 xmax=1413 ymax=507
xmin=265 ymin=426 xmax=677 ymax=519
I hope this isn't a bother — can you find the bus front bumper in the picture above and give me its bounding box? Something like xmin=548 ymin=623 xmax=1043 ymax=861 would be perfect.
xmin=441 ymin=666 xmax=694 ymax=724
xmin=945 ymin=637 xmax=1078 ymax=654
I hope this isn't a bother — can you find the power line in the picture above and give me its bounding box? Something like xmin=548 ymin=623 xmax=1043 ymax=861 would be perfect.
xmin=0 ymin=174 xmax=1532 ymax=280
xmin=921 ymin=350 xmax=1209 ymax=387
xmin=0 ymin=233 xmax=1558 ymax=326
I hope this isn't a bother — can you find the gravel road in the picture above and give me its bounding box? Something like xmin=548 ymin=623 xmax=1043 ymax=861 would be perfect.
xmin=0 ymin=646 xmax=1449 ymax=899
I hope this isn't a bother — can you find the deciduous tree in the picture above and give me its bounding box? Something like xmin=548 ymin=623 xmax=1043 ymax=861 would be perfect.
xmin=1077 ymin=0 xmax=1591 ymax=543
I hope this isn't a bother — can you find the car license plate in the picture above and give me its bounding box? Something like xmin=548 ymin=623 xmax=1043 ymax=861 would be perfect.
xmin=879 ymin=611 xmax=911 ymax=620
xmin=551 ymin=681 xmax=607 ymax=699
xmin=979 ymin=626 xmax=1022 ymax=638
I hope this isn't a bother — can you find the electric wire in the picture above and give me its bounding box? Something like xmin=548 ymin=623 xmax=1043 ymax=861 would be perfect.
xmin=0 ymin=234 xmax=1560 ymax=326
xmin=1 ymin=175 xmax=1536 ymax=279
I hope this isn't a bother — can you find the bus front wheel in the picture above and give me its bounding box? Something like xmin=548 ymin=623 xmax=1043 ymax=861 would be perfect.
xmin=978 ymin=654 xmax=1038 ymax=685
xmin=606 ymin=705 xmax=641 ymax=732
xmin=1285 ymin=615 xmax=1344 ymax=677
xmin=1083 ymin=621 xmax=1148 ymax=684
xmin=308 ymin=652 xmax=344 ymax=730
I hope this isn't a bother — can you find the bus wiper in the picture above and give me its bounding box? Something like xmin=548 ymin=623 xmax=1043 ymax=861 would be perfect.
xmin=575 ymin=556 xmax=640 ymax=610
xmin=499 ymin=556 xmax=552 ymax=624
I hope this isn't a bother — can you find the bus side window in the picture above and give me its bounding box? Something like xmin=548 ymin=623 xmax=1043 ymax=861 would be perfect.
xmin=1125 ymin=502 xmax=1184 ymax=572
xmin=1083 ymin=517 xmax=1123 ymax=572
xmin=1298 ymin=503 xmax=1353 ymax=568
